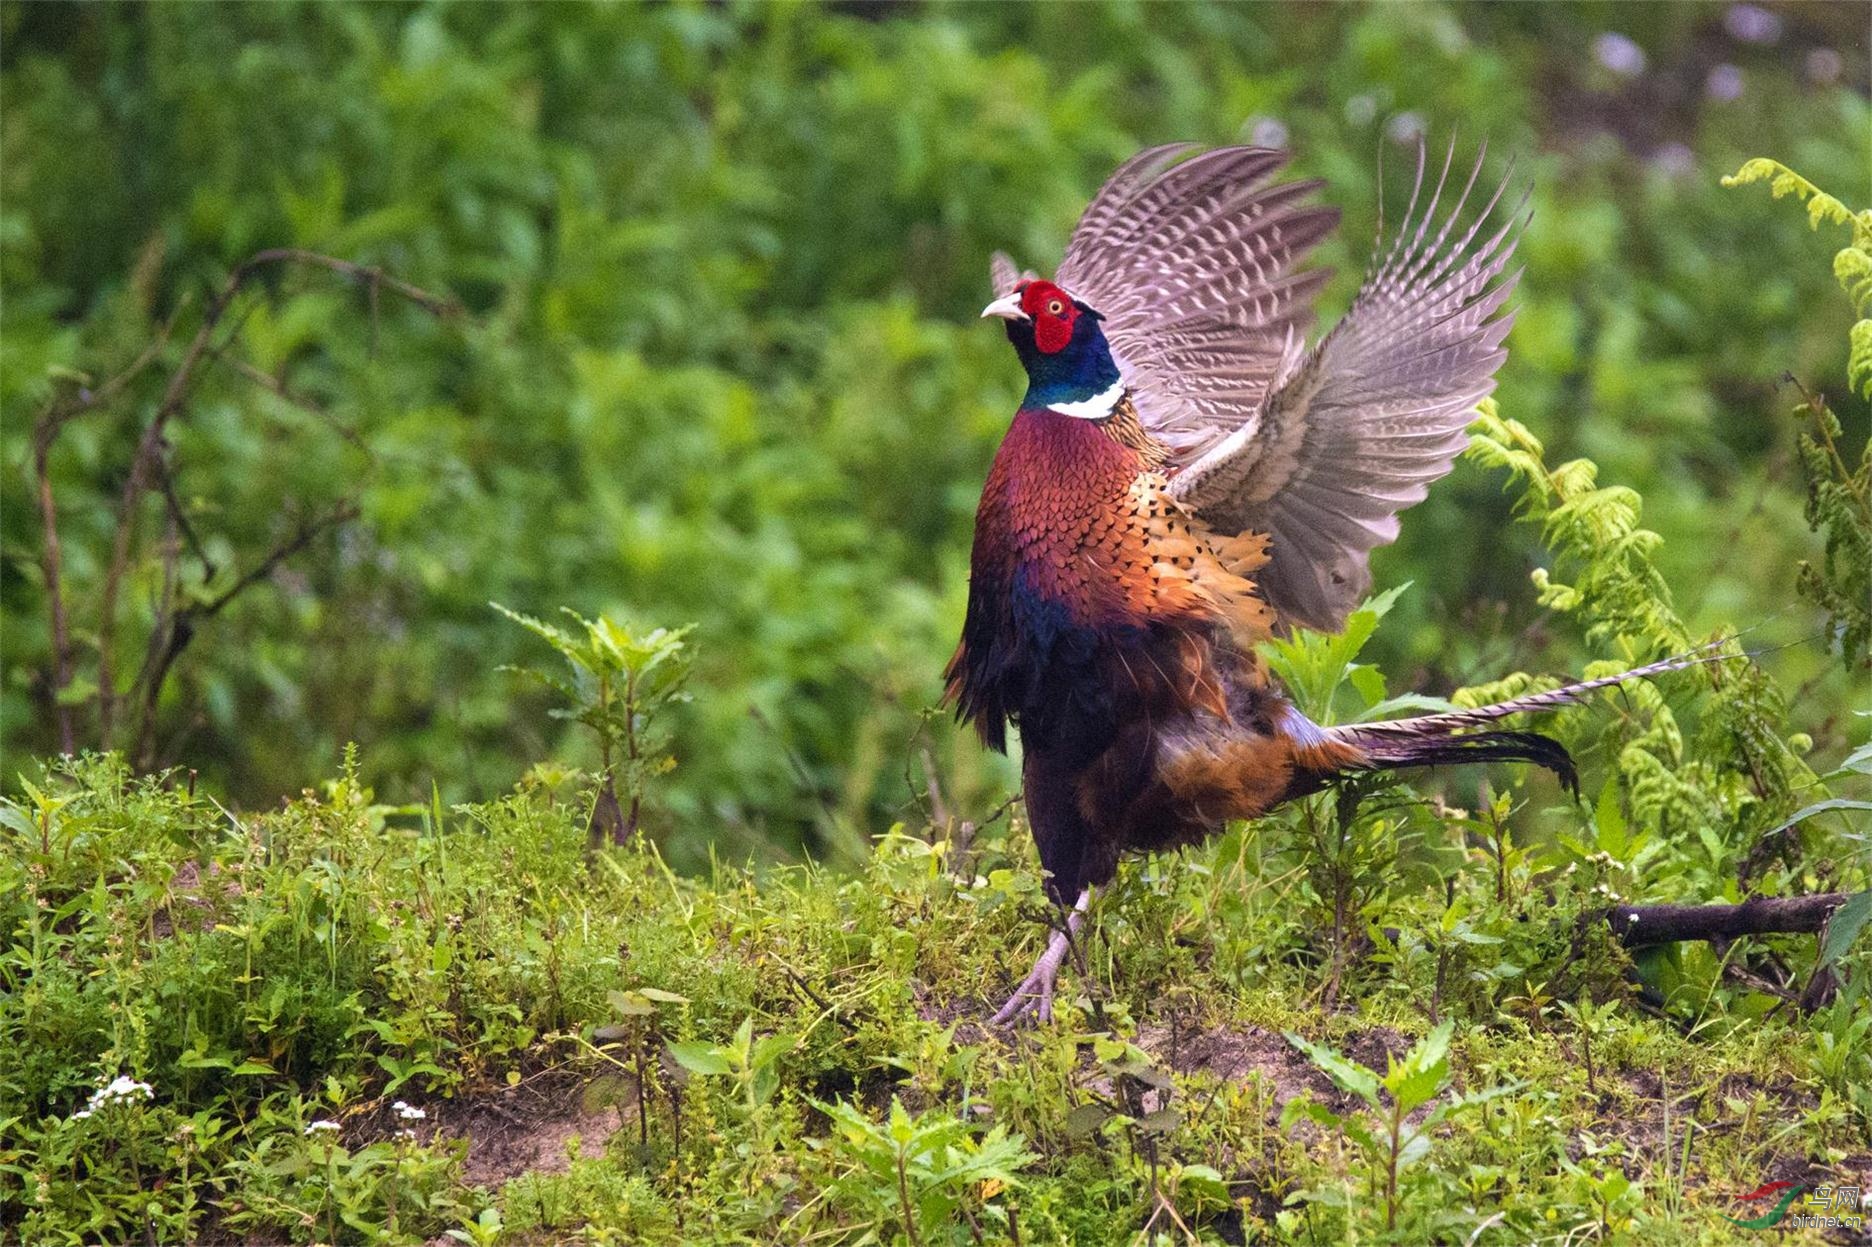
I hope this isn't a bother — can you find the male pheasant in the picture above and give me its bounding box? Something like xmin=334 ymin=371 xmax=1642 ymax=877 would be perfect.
xmin=951 ymin=140 xmax=1696 ymax=1024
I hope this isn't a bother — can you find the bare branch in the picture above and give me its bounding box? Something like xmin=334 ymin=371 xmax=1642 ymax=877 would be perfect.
xmin=223 ymin=355 xmax=371 ymax=454
xmin=95 ymin=249 xmax=453 ymax=745
xmin=129 ymin=500 xmax=362 ymax=769
xmin=31 ymin=306 xmax=187 ymax=754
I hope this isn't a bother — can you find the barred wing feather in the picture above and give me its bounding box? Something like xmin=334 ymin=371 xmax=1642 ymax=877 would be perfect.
xmin=1166 ymin=141 xmax=1526 ymax=632
xmin=1052 ymin=145 xmax=1340 ymax=455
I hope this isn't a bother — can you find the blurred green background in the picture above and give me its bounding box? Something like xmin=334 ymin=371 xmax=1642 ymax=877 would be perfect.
xmin=2 ymin=1 xmax=1865 ymax=870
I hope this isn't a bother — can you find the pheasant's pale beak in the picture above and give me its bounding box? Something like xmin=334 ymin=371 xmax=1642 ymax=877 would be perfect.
xmin=980 ymin=292 xmax=1030 ymax=322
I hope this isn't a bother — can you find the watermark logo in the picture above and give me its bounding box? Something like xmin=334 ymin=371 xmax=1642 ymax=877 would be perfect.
xmin=1724 ymin=1180 xmax=1866 ymax=1232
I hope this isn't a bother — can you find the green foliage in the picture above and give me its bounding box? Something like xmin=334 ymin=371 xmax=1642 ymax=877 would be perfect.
xmin=1788 ymin=387 xmax=1872 ymax=669
xmin=1263 ymin=584 xmax=1456 ymax=726
xmin=3 ymin=745 xmax=1870 ymax=1244
xmin=494 ymin=603 xmax=692 ymax=852
xmin=1463 ymin=403 xmax=1811 ymax=883
xmin=1722 ymin=158 xmax=1872 ymax=400
xmin=4 ymin=3 xmax=1864 ymax=868
xmin=815 ymin=1097 xmax=1033 ymax=1247
xmin=1721 ymin=161 xmax=1872 ymax=669
xmin=1282 ymin=1021 xmax=1507 ymax=1237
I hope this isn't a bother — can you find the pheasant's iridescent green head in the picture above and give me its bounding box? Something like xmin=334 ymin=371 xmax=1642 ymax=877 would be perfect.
xmin=982 ymin=279 xmax=1123 ymax=417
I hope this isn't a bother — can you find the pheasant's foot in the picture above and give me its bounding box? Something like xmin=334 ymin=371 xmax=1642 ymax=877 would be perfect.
xmin=990 ymin=927 xmax=1073 ymax=1026
xmin=990 ymin=888 xmax=1092 ymax=1027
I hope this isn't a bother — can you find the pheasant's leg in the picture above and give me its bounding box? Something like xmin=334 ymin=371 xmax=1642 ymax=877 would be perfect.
xmin=991 ymin=888 xmax=1093 ymax=1027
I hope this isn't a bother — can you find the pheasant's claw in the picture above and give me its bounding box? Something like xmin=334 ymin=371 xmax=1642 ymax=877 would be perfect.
xmin=990 ymin=888 xmax=1093 ymax=1028
xmin=990 ymin=927 xmax=1073 ymax=1027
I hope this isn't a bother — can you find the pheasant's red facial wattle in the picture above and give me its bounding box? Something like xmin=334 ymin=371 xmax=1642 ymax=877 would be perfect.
xmin=1019 ymin=281 xmax=1079 ymax=354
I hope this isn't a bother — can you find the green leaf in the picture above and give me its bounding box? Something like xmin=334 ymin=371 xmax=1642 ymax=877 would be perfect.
xmin=1820 ymin=890 xmax=1872 ymax=969
xmin=1138 ymin=1107 xmax=1182 ymax=1136
xmin=1387 ymin=1060 xmax=1448 ymax=1115
xmin=607 ymin=989 xmax=653 ymax=1017
xmin=1765 ymin=799 xmax=1872 ymax=839
xmin=1827 ymin=740 xmax=1872 ymax=779
xmin=666 ymin=1041 xmax=732 ymax=1077
xmin=1386 ymin=1022 xmax=1453 ymax=1112
xmin=1347 ymin=664 xmax=1386 ymax=708
xmin=1284 ymin=1032 xmax=1380 ymax=1106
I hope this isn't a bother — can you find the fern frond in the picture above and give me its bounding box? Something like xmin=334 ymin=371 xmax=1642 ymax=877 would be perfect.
xmin=1462 ymin=399 xmax=1812 ymax=861
xmin=1722 ymin=158 xmax=1863 ymax=237
xmin=1849 ymin=318 xmax=1872 ymax=400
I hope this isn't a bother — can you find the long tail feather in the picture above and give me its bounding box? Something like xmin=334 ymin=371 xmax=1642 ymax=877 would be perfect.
xmin=1330 ymin=643 xmax=1725 ymax=744
xmin=1340 ymin=728 xmax=1579 ymax=795
xmin=1306 ymin=642 xmax=1730 ymax=794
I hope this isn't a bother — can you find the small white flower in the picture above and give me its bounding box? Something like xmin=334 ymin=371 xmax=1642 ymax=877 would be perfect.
xmin=69 ymin=1110 xmax=92 ymax=1121
xmin=304 ymin=1120 xmax=341 ymax=1136
xmin=1344 ymin=94 xmax=1378 ymax=127
xmin=392 ymin=1100 xmax=426 ymax=1121
xmin=86 ymin=1075 xmax=154 ymax=1111
xmin=396 ymin=1127 xmax=417 ymax=1142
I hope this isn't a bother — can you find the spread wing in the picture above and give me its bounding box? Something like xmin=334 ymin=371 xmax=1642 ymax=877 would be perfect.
xmin=1051 ymin=145 xmax=1340 ymax=456
xmin=1167 ymin=140 xmax=1525 ymax=632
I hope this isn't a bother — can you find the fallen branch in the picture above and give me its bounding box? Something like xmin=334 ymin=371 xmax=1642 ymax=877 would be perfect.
xmin=1602 ymin=893 xmax=1851 ymax=947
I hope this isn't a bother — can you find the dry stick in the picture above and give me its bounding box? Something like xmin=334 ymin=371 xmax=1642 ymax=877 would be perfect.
xmin=32 ymin=309 xmax=187 ymax=752
xmin=155 ymin=464 xmax=216 ymax=580
xmin=128 ymin=511 xmax=185 ymax=769
xmin=95 ymin=249 xmax=456 ymax=744
xmin=1601 ymin=893 xmax=1852 ymax=947
xmin=33 ymin=430 xmax=78 ymax=755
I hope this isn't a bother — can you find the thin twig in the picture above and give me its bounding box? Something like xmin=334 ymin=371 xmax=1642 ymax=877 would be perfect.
xmin=155 ymin=463 xmax=215 ymax=579
xmin=129 ymin=500 xmax=361 ymax=769
xmin=222 ymin=355 xmax=372 ymax=453
xmin=95 ymin=249 xmax=452 ymax=744
xmin=32 ymin=305 xmax=187 ymax=751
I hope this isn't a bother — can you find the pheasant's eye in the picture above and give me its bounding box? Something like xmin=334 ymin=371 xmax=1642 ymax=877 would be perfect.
xmin=1046 ymin=299 xmax=1065 ymax=316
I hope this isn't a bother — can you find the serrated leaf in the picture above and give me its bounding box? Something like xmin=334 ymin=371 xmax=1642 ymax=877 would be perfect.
xmin=581 ymin=1073 xmax=630 ymax=1114
xmin=1283 ymin=1032 xmax=1380 ymax=1106
xmin=1387 ymin=1060 xmax=1448 ymax=1115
